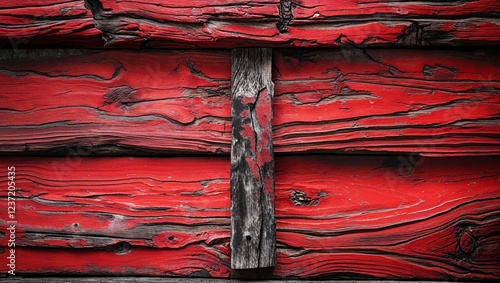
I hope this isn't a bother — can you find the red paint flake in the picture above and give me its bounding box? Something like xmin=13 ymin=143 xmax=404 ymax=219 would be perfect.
xmin=245 ymin=154 xmax=260 ymax=180
xmin=241 ymin=95 xmax=257 ymax=106
xmin=263 ymin=174 xmax=274 ymax=197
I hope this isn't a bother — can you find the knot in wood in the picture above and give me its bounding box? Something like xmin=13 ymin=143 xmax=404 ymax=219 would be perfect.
xmin=459 ymin=230 xmax=476 ymax=256
xmin=104 ymin=85 xmax=135 ymax=105
xmin=397 ymin=22 xmax=428 ymax=46
xmin=113 ymin=241 xmax=131 ymax=255
xmin=290 ymin=190 xmax=326 ymax=206
xmin=277 ymin=0 xmax=294 ymax=33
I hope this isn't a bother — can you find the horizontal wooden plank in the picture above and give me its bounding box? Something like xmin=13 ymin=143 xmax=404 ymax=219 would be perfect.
xmin=83 ymin=0 xmax=499 ymax=48
xmin=0 ymin=49 xmax=232 ymax=154
xmin=1 ymin=0 xmax=498 ymax=48
xmin=292 ymin=0 xmax=500 ymax=19
xmin=3 ymin=279 xmax=462 ymax=283
xmin=1 ymin=48 xmax=499 ymax=156
xmin=0 ymin=155 xmax=499 ymax=279
xmin=272 ymin=48 xmax=500 ymax=155
xmin=0 ymin=0 xmax=104 ymax=48
xmin=91 ymin=0 xmax=279 ymax=22
xmin=0 ymin=279 xmax=464 ymax=283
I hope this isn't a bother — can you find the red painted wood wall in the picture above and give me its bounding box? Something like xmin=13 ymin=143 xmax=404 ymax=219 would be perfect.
xmin=1 ymin=0 xmax=499 ymax=280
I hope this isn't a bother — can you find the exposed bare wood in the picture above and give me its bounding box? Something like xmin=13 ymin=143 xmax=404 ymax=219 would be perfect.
xmin=230 ymin=48 xmax=275 ymax=269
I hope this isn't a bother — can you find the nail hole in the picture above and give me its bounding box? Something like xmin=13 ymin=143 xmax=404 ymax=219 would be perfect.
xmin=168 ymin=236 xmax=175 ymax=241
xmin=246 ymin=235 xmax=251 ymax=241
xmin=72 ymin=223 xmax=79 ymax=228
xmin=114 ymin=241 xmax=131 ymax=255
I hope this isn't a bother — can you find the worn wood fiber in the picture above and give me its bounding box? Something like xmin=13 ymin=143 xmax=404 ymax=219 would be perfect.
xmin=0 ymin=0 xmax=103 ymax=48
xmin=0 ymin=48 xmax=498 ymax=156
xmin=81 ymin=0 xmax=499 ymax=48
xmin=230 ymin=48 xmax=275 ymax=269
xmin=0 ymin=156 xmax=498 ymax=279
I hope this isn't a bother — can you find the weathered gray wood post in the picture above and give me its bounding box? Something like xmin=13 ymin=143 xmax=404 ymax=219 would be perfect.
xmin=230 ymin=48 xmax=276 ymax=269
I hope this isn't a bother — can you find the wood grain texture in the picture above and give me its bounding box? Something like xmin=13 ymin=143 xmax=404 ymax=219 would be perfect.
xmin=0 ymin=0 xmax=104 ymax=48
xmin=1 ymin=0 xmax=498 ymax=48
xmin=0 ymin=49 xmax=232 ymax=155
xmin=3 ymin=279 xmax=457 ymax=283
xmin=84 ymin=0 xmax=280 ymax=48
xmin=292 ymin=0 xmax=500 ymax=19
xmin=0 ymin=48 xmax=499 ymax=156
xmin=82 ymin=0 xmax=500 ymax=48
xmin=230 ymin=48 xmax=275 ymax=269
xmin=0 ymin=155 xmax=498 ymax=279
xmin=272 ymin=48 xmax=500 ymax=155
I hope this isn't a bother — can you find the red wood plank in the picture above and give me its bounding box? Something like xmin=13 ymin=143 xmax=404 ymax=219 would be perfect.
xmin=0 ymin=49 xmax=232 ymax=154
xmin=272 ymin=48 xmax=500 ymax=155
xmin=293 ymin=0 xmax=500 ymax=19
xmin=94 ymin=0 xmax=279 ymax=22
xmin=0 ymin=48 xmax=499 ymax=156
xmin=82 ymin=0 xmax=499 ymax=48
xmin=84 ymin=0 xmax=281 ymax=48
xmin=1 ymin=0 xmax=498 ymax=48
xmin=0 ymin=156 xmax=498 ymax=279
xmin=0 ymin=0 xmax=104 ymax=48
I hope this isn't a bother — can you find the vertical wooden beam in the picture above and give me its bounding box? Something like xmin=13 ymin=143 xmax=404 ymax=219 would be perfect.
xmin=230 ymin=48 xmax=276 ymax=269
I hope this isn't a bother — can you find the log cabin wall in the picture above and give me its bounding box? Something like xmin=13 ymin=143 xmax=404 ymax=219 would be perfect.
xmin=0 ymin=0 xmax=499 ymax=280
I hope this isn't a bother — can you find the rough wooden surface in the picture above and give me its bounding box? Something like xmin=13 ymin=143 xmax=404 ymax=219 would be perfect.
xmin=0 ymin=155 xmax=498 ymax=279
xmin=0 ymin=49 xmax=232 ymax=155
xmin=272 ymin=48 xmax=500 ymax=155
xmin=0 ymin=0 xmax=498 ymax=48
xmin=290 ymin=0 xmax=500 ymax=46
xmin=230 ymin=48 xmax=275 ymax=269
xmin=82 ymin=0 xmax=499 ymax=48
xmin=1 ymin=48 xmax=498 ymax=156
xmin=0 ymin=0 xmax=103 ymax=48
xmin=1 ymin=278 xmax=466 ymax=283
xmin=1 ymin=278 xmax=470 ymax=283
